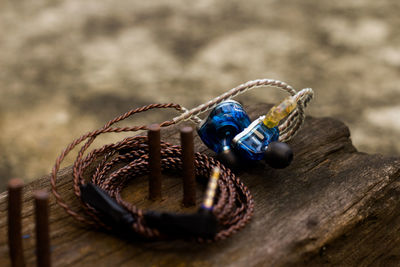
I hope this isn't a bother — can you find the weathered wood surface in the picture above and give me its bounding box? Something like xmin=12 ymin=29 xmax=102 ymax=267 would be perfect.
xmin=0 ymin=103 xmax=399 ymax=266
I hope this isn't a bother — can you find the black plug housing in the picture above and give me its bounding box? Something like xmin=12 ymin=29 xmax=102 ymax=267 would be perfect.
xmin=80 ymin=183 xmax=219 ymax=239
xmin=80 ymin=183 xmax=135 ymax=231
xmin=144 ymin=207 xmax=218 ymax=238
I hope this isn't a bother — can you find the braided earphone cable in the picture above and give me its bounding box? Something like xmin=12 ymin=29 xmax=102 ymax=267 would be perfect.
xmin=50 ymin=103 xmax=254 ymax=242
xmin=174 ymin=79 xmax=314 ymax=141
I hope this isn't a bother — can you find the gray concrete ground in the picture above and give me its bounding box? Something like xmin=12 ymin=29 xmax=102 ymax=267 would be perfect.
xmin=0 ymin=0 xmax=399 ymax=190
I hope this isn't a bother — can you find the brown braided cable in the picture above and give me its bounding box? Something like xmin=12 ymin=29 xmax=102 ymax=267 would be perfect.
xmin=50 ymin=103 xmax=254 ymax=241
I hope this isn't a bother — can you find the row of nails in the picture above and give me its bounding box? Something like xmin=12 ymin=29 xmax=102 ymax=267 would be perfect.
xmin=8 ymin=179 xmax=50 ymax=267
xmin=148 ymin=124 xmax=197 ymax=206
xmin=7 ymin=124 xmax=197 ymax=266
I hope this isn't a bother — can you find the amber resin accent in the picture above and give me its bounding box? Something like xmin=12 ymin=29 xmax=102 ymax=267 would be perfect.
xmin=263 ymin=96 xmax=297 ymax=128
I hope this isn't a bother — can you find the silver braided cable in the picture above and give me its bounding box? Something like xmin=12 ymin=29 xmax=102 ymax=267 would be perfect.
xmin=279 ymin=88 xmax=314 ymax=141
xmin=178 ymin=106 xmax=202 ymax=124
xmin=173 ymin=79 xmax=313 ymax=143
xmin=172 ymin=79 xmax=297 ymax=124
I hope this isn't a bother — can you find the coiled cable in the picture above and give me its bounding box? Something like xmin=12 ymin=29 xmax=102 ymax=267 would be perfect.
xmin=51 ymin=103 xmax=254 ymax=242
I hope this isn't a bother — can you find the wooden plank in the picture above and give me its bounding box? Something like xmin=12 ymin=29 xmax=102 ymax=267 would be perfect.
xmin=0 ymin=103 xmax=399 ymax=266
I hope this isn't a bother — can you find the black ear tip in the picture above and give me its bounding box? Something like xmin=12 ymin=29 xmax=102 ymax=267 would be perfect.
xmin=264 ymin=142 xmax=293 ymax=169
xmin=217 ymin=148 xmax=240 ymax=170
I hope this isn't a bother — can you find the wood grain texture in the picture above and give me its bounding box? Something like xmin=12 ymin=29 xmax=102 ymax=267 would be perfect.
xmin=0 ymin=103 xmax=399 ymax=267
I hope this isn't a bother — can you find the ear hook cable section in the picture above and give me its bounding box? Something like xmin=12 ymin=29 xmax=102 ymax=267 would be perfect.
xmin=50 ymin=79 xmax=313 ymax=241
xmin=173 ymin=79 xmax=314 ymax=142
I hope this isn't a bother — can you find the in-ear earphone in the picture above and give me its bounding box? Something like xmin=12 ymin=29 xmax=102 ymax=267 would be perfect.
xmin=197 ymin=91 xmax=313 ymax=169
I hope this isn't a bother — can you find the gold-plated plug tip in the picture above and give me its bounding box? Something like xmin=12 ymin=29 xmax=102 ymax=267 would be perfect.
xmin=202 ymin=167 xmax=220 ymax=209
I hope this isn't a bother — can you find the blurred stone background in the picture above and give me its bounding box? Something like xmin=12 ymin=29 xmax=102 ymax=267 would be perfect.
xmin=0 ymin=0 xmax=399 ymax=190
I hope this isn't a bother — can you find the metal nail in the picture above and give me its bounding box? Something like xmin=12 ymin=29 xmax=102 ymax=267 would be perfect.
xmin=148 ymin=124 xmax=162 ymax=200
